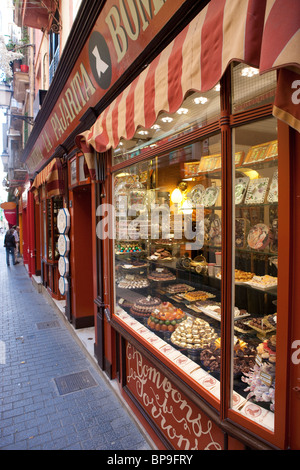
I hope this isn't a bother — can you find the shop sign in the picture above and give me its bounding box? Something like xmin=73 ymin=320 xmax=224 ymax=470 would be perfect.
xmin=57 ymin=208 xmax=71 ymax=296
xmin=57 ymin=234 xmax=70 ymax=256
xmin=58 ymin=256 xmax=70 ymax=277
xmin=59 ymin=276 xmax=69 ymax=296
xmin=57 ymin=208 xmax=70 ymax=235
xmin=126 ymin=343 xmax=224 ymax=450
xmin=25 ymin=0 xmax=189 ymax=173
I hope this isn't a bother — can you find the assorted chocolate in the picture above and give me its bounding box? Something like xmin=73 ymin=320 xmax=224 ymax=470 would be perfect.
xmin=147 ymin=268 xmax=176 ymax=282
xmin=171 ymin=317 xmax=217 ymax=350
xmin=117 ymin=274 xmax=149 ymax=289
xmin=200 ymin=337 xmax=256 ymax=375
xmin=130 ymin=296 xmax=162 ymax=319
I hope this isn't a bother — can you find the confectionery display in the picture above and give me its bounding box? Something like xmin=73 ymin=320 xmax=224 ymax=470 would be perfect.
xmin=114 ymin=136 xmax=278 ymax=423
xmin=119 ymin=260 xmax=148 ymax=269
xmin=147 ymin=268 xmax=176 ymax=282
xmin=246 ymin=274 xmax=277 ymax=289
xmin=234 ymin=269 xmax=255 ymax=282
xmin=165 ymin=284 xmax=195 ymax=294
xmin=242 ymin=336 xmax=276 ymax=411
xmin=245 ymin=316 xmax=276 ymax=335
xmin=200 ymin=337 xmax=256 ymax=375
xmin=180 ymin=290 xmax=215 ymax=302
xmin=130 ymin=296 xmax=162 ymax=319
xmin=116 ymin=243 xmax=143 ymax=254
xmin=171 ymin=317 xmax=217 ymax=350
xmin=147 ymin=302 xmax=186 ymax=332
xmin=117 ymin=274 xmax=149 ymax=289
xmin=148 ymin=248 xmax=173 ymax=261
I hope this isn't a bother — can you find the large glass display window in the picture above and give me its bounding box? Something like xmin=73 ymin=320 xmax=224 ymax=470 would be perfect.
xmin=111 ymin=86 xmax=225 ymax=401
xmin=230 ymin=117 xmax=278 ymax=431
xmin=110 ymin=62 xmax=285 ymax=442
xmin=228 ymin=64 xmax=279 ymax=432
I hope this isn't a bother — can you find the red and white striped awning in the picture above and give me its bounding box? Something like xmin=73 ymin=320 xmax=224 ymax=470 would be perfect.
xmin=31 ymin=158 xmax=64 ymax=200
xmin=75 ymin=0 xmax=300 ymax=176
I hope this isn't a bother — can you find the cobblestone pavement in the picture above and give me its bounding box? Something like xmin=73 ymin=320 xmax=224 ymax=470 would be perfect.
xmin=0 ymin=235 xmax=153 ymax=450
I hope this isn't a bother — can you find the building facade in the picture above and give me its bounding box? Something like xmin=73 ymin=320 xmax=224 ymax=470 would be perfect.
xmin=5 ymin=0 xmax=300 ymax=450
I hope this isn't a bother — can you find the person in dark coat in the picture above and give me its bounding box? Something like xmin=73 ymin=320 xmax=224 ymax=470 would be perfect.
xmin=4 ymin=228 xmax=17 ymax=266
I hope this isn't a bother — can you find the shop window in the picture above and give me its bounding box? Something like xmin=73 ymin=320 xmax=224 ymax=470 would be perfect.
xmin=70 ymin=158 xmax=77 ymax=186
xmin=78 ymin=155 xmax=88 ymax=182
xmin=47 ymin=196 xmax=63 ymax=261
xmin=113 ymin=87 xmax=221 ymax=166
xmin=113 ymin=117 xmax=224 ymax=399
xmin=42 ymin=198 xmax=47 ymax=259
xmin=69 ymin=154 xmax=89 ymax=187
xmin=231 ymin=116 xmax=278 ymax=431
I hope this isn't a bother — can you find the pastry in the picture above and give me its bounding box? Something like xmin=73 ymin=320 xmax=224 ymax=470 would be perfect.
xmin=234 ymin=269 xmax=255 ymax=282
xmin=246 ymin=275 xmax=277 ymax=289
xmin=180 ymin=290 xmax=215 ymax=302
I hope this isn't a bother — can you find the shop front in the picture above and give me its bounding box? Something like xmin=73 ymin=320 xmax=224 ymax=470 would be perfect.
xmin=19 ymin=0 xmax=300 ymax=450
xmin=75 ymin=0 xmax=300 ymax=450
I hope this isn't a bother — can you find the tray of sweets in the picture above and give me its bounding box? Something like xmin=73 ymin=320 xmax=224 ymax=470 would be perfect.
xmin=196 ymin=304 xmax=250 ymax=322
xmin=164 ymin=284 xmax=195 ymax=294
xmin=246 ymin=275 xmax=277 ymax=290
xmin=120 ymin=260 xmax=148 ymax=269
xmin=244 ymin=317 xmax=276 ymax=336
xmin=216 ymin=269 xmax=255 ymax=283
xmin=234 ymin=319 xmax=256 ymax=334
xmin=179 ymin=290 xmax=216 ymax=302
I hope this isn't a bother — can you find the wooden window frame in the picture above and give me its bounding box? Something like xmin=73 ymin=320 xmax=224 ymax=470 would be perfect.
xmin=105 ymin=68 xmax=289 ymax=449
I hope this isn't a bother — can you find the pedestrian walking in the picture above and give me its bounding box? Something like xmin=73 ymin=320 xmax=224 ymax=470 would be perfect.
xmin=12 ymin=225 xmax=20 ymax=261
xmin=4 ymin=228 xmax=17 ymax=266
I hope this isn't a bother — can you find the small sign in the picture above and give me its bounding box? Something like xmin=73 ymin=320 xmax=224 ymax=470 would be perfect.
xmin=58 ymin=234 xmax=70 ymax=256
xmin=57 ymin=208 xmax=70 ymax=234
xmin=58 ymin=256 xmax=69 ymax=277
xmin=59 ymin=276 xmax=69 ymax=296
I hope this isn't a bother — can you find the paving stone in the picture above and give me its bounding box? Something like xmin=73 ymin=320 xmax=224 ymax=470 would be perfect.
xmin=0 ymin=239 xmax=152 ymax=451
